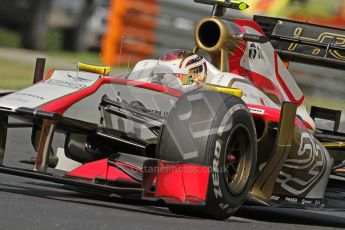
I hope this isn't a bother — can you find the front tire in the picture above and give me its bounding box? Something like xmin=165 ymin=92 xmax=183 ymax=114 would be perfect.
xmin=158 ymin=91 xmax=257 ymax=219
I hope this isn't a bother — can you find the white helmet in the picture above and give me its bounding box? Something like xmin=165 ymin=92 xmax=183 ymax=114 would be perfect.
xmin=153 ymin=49 xmax=207 ymax=91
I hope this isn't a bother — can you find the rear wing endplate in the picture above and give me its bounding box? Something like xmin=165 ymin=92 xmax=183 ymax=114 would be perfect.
xmin=254 ymin=15 xmax=345 ymax=70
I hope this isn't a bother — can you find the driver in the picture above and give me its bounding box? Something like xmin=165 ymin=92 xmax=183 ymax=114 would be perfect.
xmin=152 ymin=49 xmax=208 ymax=91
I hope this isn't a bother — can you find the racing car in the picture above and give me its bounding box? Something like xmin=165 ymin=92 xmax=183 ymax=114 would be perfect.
xmin=0 ymin=0 xmax=345 ymax=220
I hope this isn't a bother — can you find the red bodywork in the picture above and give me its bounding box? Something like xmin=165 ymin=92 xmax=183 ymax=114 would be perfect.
xmin=68 ymin=158 xmax=209 ymax=204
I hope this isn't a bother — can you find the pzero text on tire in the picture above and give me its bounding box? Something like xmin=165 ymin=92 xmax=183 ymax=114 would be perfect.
xmin=158 ymin=90 xmax=257 ymax=220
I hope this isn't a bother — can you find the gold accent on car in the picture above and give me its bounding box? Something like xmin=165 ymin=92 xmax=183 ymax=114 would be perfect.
xmin=289 ymin=28 xmax=345 ymax=61
xmin=323 ymin=142 xmax=345 ymax=149
xmin=203 ymin=84 xmax=243 ymax=97
xmin=194 ymin=17 xmax=239 ymax=72
xmin=251 ymin=102 xmax=298 ymax=201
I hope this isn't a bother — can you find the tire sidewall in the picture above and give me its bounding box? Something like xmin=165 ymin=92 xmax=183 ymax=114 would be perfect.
xmin=159 ymin=91 xmax=257 ymax=219
xmin=204 ymin=98 xmax=257 ymax=217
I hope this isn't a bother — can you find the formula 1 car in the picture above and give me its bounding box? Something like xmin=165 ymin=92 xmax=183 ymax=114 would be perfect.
xmin=0 ymin=0 xmax=345 ymax=220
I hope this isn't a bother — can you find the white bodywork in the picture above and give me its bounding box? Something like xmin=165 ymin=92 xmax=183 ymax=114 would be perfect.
xmin=240 ymin=26 xmax=314 ymax=129
xmin=0 ymin=70 xmax=100 ymax=111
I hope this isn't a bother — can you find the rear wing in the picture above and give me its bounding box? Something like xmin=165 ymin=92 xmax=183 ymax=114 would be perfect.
xmin=254 ymin=15 xmax=345 ymax=70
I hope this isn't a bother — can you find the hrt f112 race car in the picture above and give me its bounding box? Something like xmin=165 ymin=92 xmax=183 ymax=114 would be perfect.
xmin=0 ymin=0 xmax=345 ymax=220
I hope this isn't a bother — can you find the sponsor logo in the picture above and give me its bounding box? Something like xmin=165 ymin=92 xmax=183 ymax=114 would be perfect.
xmin=212 ymin=138 xmax=223 ymax=199
xmin=285 ymin=197 xmax=298 ymax=203
xmin=151 ymin=109 xmax=168 ymax=117
xmin=249 ymin=43 xmax=263 ymax=60
xmin=127 ymin=99 xmax=169 ymax=117
xmin=43 ymin=79 xmax=87 ymax=90
xmin=67 ymin=74 xmax=94 ymax=82
xmin=272 ymin=196 xmax=324 ymax=208
xmin=219 ymin=203 xmax=229 ymax=210
xmin=249 ymin=107 xmax=265 ymax=115
xmin=302 ymin=199 xmax=312 ymax=205
xmin=14 ymin=93 xmax=44 ymax=100
xmin=271 ymin=195 xmax=280 ymax=201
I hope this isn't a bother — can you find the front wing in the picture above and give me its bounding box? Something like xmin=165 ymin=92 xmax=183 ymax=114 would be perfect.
xmin=0 ymin=105 xmax=210 ymax=205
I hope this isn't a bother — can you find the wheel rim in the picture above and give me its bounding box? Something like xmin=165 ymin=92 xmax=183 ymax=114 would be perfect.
xmin=224 ymin=124 xmax=252 ymax=195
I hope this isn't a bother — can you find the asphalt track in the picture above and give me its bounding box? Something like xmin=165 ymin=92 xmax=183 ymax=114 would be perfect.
xmin=1 ymin=127 xmax=345 ymax=230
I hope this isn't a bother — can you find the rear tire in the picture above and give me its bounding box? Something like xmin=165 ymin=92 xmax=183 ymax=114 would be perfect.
xmin=158 ymin=91 xmax=257 ymax=220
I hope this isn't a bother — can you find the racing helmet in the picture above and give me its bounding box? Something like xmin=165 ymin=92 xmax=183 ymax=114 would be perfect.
xmin=153 ymin=49 xmax=207 ymax=90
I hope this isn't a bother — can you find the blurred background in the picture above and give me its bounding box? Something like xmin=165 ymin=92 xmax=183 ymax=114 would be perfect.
xmin=0 ymin=0 xmax=344 ymax=114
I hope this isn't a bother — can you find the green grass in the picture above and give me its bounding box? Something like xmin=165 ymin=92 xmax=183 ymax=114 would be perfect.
xmin=46 ymin=50 xmax=102 ymax=65
xmin=0 ymin=27 xmax=21 ymax=48
xmin=0 ymin=25 xmax=103 ymax=89
xmin=304 ymin=95 xmax=345 ymax=113
xmin=0 ymin=27 xmax=61 ymax=50
xmin=0 ymin=50 xmax=102 ymax=90
xmin=0 ymin=26 xmax=103 ymax=89
xmin=266 ymin=0 xmax=342 ymax=18
xmin=0 ymin=57 xmax=34 ymax=89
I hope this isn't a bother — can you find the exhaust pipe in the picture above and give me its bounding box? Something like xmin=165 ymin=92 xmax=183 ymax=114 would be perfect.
xmin=194 ymin=17 xmax=238 ymax=72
